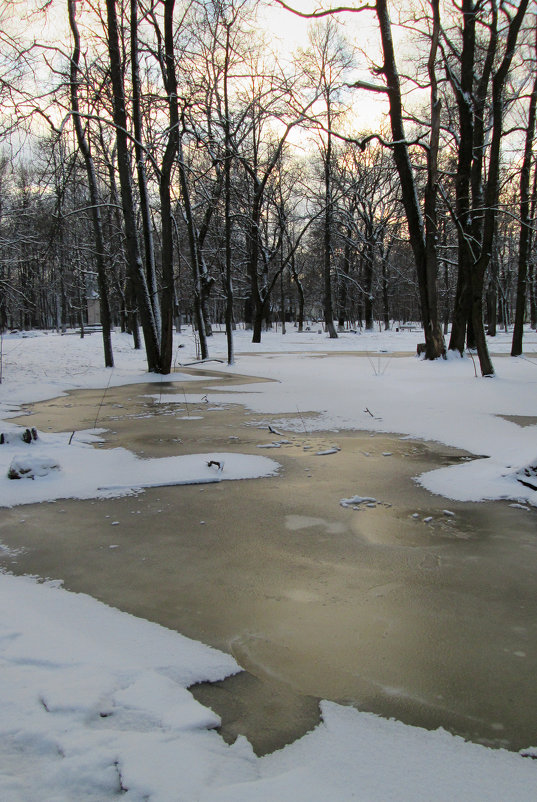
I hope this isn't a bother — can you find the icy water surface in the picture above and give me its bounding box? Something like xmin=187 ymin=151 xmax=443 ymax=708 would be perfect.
xmin=1 ymin=368 xmax=536 ymax=756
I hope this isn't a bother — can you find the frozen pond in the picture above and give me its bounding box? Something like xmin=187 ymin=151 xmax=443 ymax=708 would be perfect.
xmin=1 ymin=371 xmax=536 ymax=755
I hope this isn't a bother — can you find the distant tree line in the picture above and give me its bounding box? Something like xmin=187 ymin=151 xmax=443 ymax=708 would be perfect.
xmin=0 ymin=0 xmax=535 ymax=375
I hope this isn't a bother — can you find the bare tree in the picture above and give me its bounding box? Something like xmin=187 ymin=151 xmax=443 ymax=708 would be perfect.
xmin=235 ymin=54 xmax=312 ymax=342
xmin=130 ymin=0 xmax=161 ymax=341
xmin=512 ymin=21 xmax=537 ymax=356
xmin=445 ymin=0 xmax=530 ymax=375
xmin=278 ymin=0 xmax=446 ymax=357
xmin=302 ymin=18 xmax=354 ymax=339
xmin=68 ymin=0 xmax=114 ymax=367
xmin=105 ymin=0 xmax=162 ymax=372
xmin=373 ymin=0 xmax=445 ymax=358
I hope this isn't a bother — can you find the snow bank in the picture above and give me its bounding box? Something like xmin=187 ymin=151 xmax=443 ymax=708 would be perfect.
xmin=1 ymin=327 xmax=537 ymax=799
xmin=1 ymin=573 xmax=535 ymax=801
xmin=0 ymin=427 xmax=279 ymax=507
xmin=207 ymin=700 xmax=537 ymax=802
xmin=0 ymin=573 xmax=245 ymax=801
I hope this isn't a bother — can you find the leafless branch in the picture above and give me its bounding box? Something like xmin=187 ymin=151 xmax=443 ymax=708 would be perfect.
xmin=274 ymin=0 xmax=375 ymax=19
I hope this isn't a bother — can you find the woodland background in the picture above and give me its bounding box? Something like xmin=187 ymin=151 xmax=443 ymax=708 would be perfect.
xmin=0 ymin=0 xmax=536 ymax=375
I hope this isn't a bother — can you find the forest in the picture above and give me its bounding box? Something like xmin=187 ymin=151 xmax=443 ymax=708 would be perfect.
xmin=0 ymin=0 xmax=536 ymax=374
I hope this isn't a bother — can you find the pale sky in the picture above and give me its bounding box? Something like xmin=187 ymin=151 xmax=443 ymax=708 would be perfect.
xmin=14 ymin=0 xmax=388 ymax=134
xmin=260 ymin=0 xmax=388 ymax=131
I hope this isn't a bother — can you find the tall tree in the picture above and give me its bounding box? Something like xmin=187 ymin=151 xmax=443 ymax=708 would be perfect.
xmin=237 ymin=55 xmax=311 ymax=342
xmin=68 ymin=0 xmax=114 ymax=368
xmin=446 ymin=0 xmax=530 ymax=375
xmin=130 ymin=0 xmax=161 ymax=341
xmin=303 ymin=18 xmax=353 ymax=339
xmin=374 ymin=0 xmax=445 ymax=358
xmin=278 ymin=0 xmax=446 ymax=357
xmin=512 ymin=23 xmax=537 ymax=356
xmin=105 ymin=0 xmax=162 ymax=372
xmin=471 ymin=0 xmax=530 ymax=375
xmin=149 ymin=0 xmax=180 ymax=373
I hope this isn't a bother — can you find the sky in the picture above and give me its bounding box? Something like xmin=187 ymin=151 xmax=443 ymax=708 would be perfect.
xmin=10 ymin=0 xmax=389 ymax=137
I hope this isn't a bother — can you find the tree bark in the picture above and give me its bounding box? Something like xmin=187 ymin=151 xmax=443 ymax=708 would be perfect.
xmin=375 ymin=0 xmax=444 ymax=358
xmin=472 ymin=0 xmax=529 ymax=374
xmin=290 ymin=251 xmax=305 ymax=331
xmin=130 ymin=0 xmax=161 ymax=340
xmin=512 ymin=49 xmax=537 ymax=356
xmin=449 ymin=0 xmax=489 ymax=353
xmin=68 ymin=0 xmax=114 ymax=368
xmin=323 ymin=109 xmax=338 ymax=338
xmin=223 ymin=18 xmax=234 ymax=364
xmin=105 ymin=0 xmax=162 ymax=372
xmin=177 ymin=138 xmax=209 ymax=358
xmin=529 ymin=263 xmax=537 ymax=329
xmin=157 ymin=0 xmax=179 ymax=375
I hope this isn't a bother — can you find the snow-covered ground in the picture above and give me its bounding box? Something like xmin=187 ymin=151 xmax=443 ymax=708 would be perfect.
xmin=0 ymin=325 xmax=536 ymax=800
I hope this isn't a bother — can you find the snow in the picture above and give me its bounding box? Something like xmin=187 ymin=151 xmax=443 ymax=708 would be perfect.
xmin=0 ymin=432 xmax=279 ymax=506
xmin=0 ymin=325 xmax=537 ymax=800
xmin=2 ymin=572 xmax=537 ymax=801
xmin=340 ymin=495 xmax=377 ymax=508
xmin=187 ymin=336 xmax=537 ymax=507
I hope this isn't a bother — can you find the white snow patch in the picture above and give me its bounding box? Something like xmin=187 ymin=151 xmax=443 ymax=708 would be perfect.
xmin=1 ymin=573 xmax=536 ymax=801
xmin=1 ymin=327 xmax=537 ymax=798
xmin=340 ymin=495 xmax=377 ymax=508
xmin=8 ymin=454 xmax=61 ymax=479
xmin=0 ymin=429 xmax=279 ymax=507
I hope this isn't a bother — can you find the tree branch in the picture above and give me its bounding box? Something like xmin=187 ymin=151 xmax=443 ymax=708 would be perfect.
xmin=346 ymin=79 xmax=389 ymax=94
xmin=274 ymin=1 xmax=375 ymax=19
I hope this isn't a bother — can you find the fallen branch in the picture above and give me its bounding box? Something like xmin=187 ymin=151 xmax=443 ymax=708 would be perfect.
xmin=177 ymin=359 xmax=225 ymax=366
xmin=98 ymin=477 xmax=222 ymax=491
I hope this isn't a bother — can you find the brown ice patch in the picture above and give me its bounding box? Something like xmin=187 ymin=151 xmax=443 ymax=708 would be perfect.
xmin=1 ymin=374 xmax=537 ymax=755
xmin=498 ymin=414 xmax=537 ymax=428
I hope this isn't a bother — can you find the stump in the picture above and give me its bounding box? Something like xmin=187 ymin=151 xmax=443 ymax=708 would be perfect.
xmin=0 ymin=428 xmax=38 ymax=445
xmin=8 ymin=455 xmax=60 ymax=480
xmin=517 ymin=462 xmax=537 ymax=491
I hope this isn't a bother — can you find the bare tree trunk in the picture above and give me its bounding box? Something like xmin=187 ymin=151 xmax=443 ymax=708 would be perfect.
xmin=105 ymin=0 xmax=162 ymax=372
xmin=473 ymin=0 xmax=529 ymax=374
xmin=126 ymin=277 xmax=141 ymax=349
xmin=487 ymin=255 xmax=498 ymax=337
xmin=177 ymin=137 xmax=209 ymax=359
xmin=68 ymin=0 xmax=114 ymax=368
xmin=323 ymin=119 xmax=337 ymax=338
xmin=158 ymin=0 xmax=179 ymax=375
xmin=512 ymin=46 xmax=537 ymax=356
xmin=338 ymin=232 xmax=352 ymax=329
xmin=422 ymin=0 xmax=445 ymax=358
xmin=529 ymin=263 xmax=537 ymax=329
xmin=290 ymin=252 xmax=305 ymax=332
xmin=223 ymin=17 xmax=234 ymax=365
xmin=363 ymin=230 xmax=374 ymax=330
xmin=381 ymin=257 xmax=390 ymax=330
xmin=252 ymin=293 xmax=269 ymax=343
xmin=130 ymin=0 xmax=161 ymax=340
xmin=375 ymin=0 xmax=444 ymax=358
xmin=449 ymin=263 xmax=471 ymax=353
xmin=449 ymin=0 xmax=493 ymax=354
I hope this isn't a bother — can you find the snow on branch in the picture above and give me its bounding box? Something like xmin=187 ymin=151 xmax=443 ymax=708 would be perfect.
xmin=346 ymin=79 xmax=389 ymax=94
xmin=275 ymin=1 xmax=375 ymax=19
